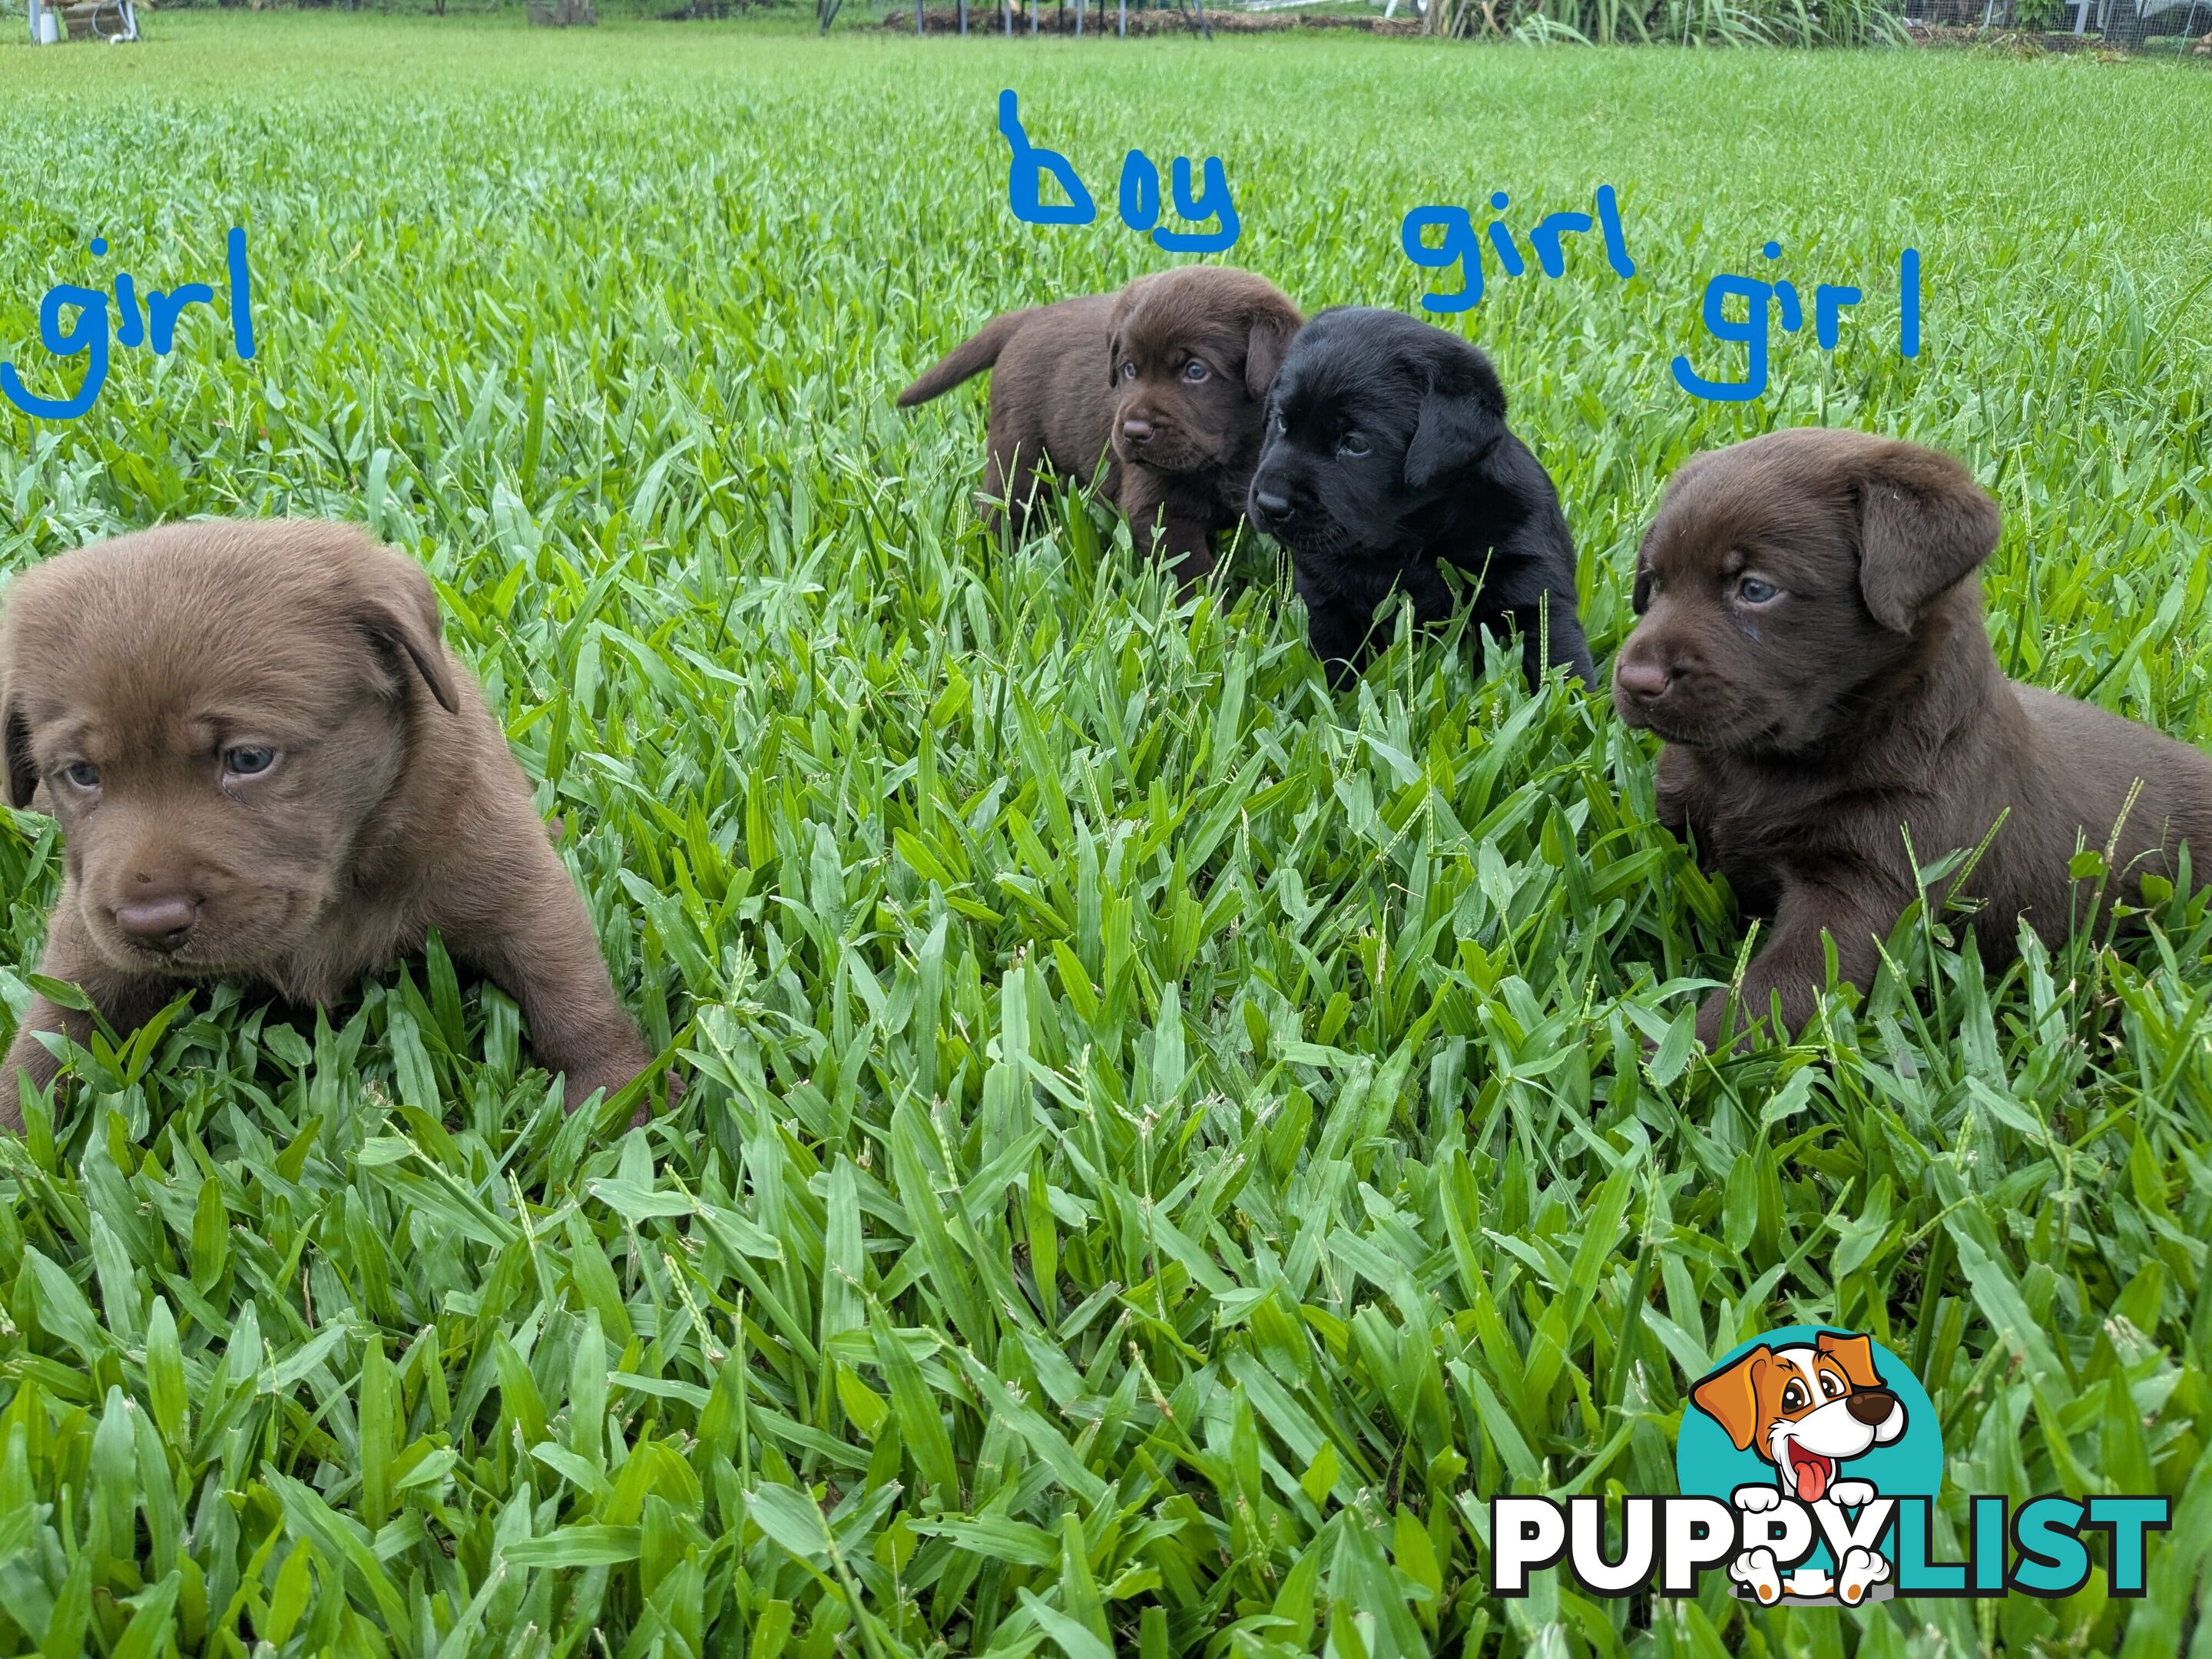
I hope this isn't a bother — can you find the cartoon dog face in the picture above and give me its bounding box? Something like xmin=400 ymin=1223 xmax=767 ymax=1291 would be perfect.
xmin=1691 ymin=1332 xmax=1906 ymax=1504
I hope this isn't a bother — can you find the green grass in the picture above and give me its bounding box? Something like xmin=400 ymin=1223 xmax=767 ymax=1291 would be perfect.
xmin=3 ymin=15 xmax=2212 ymax=1656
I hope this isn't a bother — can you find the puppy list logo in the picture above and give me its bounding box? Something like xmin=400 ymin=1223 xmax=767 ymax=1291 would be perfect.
xmin=1491 ymin=1326 xmax=2170 ymax=1604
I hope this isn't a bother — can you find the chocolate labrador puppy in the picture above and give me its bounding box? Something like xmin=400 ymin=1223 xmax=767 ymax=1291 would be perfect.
xmin=1246 ymin=306 xmax=1593 ymax=691
xmin=897 ymin=265 xmax=1303 ymax=581
xmin=0 ymin=521 xmax=664 ymax=1131
xmin=1614 ymin=428 xmax=2212 ymax=1048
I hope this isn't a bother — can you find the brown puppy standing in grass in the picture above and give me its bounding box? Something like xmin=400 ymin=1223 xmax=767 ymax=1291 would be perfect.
xmin=1612 ymin=428 xmax=2212 ymax=1048
xmin=0 ymin=521 xmax=665 ymax=1132
xmin=897 ymin=265 xmax=1302 ymax=581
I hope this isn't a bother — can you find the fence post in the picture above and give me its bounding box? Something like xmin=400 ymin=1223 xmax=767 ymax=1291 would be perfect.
xmin=959 ymin=0 xmax=966 ymax=29
xmin=1120 ymin=0 xmax=1126 ymax=32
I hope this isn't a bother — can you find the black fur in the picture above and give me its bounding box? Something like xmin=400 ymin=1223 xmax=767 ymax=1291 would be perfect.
xmin=1247 ymin=307 xmax=1594 ymax=691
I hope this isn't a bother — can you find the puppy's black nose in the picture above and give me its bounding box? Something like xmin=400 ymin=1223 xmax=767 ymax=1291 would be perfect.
xmin=114 ymin=896 xmax=197 ymax=951
xmin=1613 ymin=661 xmax=1670 ymax=700
xmin=1121 ymin=419 xmax=1154 ymax=444
xmin=1253 ymin=489 xmax=1292 ymax=520
xmin=1846 ymin=1389 xmax=1896 ymax=1426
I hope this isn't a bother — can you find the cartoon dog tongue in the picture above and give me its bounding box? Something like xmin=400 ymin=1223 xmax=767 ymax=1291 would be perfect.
xmin=1790 ymin=1445 xmax=1833 ymax=1502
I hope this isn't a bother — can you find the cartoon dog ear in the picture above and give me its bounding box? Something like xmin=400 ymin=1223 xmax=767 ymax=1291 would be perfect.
xmin=1691 ymin=1346 xmax=1771 ymax=1453
xmin=1815 ymin=1331 xmax=1884 ymax=1391
xmin=1243 ymin=303 xmax=1301 ymax=402
xmin=357 ymin=546 xmax=461 ymax=715
xmin=1853 ymin=440 xmax=2000 ymax=634
xmin=1404 ymin=357 xmax=1508 ymax=492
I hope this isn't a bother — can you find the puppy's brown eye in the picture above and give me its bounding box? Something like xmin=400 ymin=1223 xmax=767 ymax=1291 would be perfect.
xmin=1339 ymin=433 xmax=1370 ymax=458
xmin=1782 ymin=1382 xmax=1806 ymax=1410
xmin=224 ymin=747 xmax=277 ymax=777
xmin=1737 ymin=576 xmax=1780 ymax=604
xmin=1182 ymin=359 xmax=1210 ymax=382
xmin=63 ymin=761 xmax=100 ymax=790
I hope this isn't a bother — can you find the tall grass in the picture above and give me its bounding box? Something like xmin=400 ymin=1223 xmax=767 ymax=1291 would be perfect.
xmin=1 ymin=18 xmax=2210 ymax=1657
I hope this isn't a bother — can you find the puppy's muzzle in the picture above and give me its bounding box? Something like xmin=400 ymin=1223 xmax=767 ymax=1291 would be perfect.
xmin=113 ymin=893 xmax=200 ymax=954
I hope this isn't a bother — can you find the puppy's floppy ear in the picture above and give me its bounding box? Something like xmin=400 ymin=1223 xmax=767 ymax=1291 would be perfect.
xmin=1403 ymin=351 xmax=1508 ymax=492
xmin=1691 ymin=1346 xmax=1770 ymax=1453
xmin=1814 ymin=1331 xmax=1884 ymax=1391
xmin=356 ymin=547 xmax=461 ymax=715
xmin=0 ymin=610 xmax=31 ymax=810
xmin=1854 ymin=440 xmax=2000 ymax=634
xmin=2 ymin=687 xmax=32 ymax=812
xmin=1243 ymin=301 xmax=1302 ymax=402
xmin=1105 ymin=275 xmax=1149 ymax=388
xmin=1631 ymin=528 xmax=1661 ymax=615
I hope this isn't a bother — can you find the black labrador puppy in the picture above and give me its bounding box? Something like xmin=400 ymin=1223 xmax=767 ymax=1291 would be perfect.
xmin=1247 ymin=307 xmax=1593 ymax=691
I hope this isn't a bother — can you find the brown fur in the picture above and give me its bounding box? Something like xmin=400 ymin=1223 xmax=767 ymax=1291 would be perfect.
xmin=1612 ymin=428 xmax=2212 ymax=1048
xmin=897 ymin=265 xmax=1303 ymax=581
xmin=0 ymin=520 xmax=665 ymax=1131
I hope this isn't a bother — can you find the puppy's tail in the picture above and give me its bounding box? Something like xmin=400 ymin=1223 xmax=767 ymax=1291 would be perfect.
xmin=896 ymin=310 xmax=1037 ymax=408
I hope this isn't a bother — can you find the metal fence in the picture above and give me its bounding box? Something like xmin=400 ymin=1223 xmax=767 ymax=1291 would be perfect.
xmin=1902 ymin=0 xmax=2209 ymax=43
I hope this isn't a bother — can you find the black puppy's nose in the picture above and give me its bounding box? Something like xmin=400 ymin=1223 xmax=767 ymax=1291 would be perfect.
xmin=1253 ymin=489 xmax=1292 ymax=520
xmin=1846 ymin=1389 xmax=1896 ymax=1426
xmin=113 ymin=895 xmax=198 ymax=952
xmin=1121 ymin=419 xmax=1154 ymax=444
xmin=1613 ymin=661 xmax=1670 ymax=699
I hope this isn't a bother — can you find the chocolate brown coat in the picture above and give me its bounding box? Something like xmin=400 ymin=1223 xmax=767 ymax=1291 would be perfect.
xmin=1612 ymin=428 xmax=2212 ymax=1047
xmin=0 ymin=521 xmax=661 ymax=1131
xmin=897 ymin=265 xmax=1303 ymax=581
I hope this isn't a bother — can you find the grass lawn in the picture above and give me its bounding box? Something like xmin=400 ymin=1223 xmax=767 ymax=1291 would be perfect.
xmin=3 ymin=13 xmax=2211 ymax=1655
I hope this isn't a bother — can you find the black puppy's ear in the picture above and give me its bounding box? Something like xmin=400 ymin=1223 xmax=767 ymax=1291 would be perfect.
xmin=357 ymin=547 xmax=461 ymax=714
xmin=1403 ymin=357 xmax=1507 ymax=492
xmin=1243 ymin=304 xmax=1301 ymax=402
xmin=1854 ymin=442 xmax=2001 ymax=634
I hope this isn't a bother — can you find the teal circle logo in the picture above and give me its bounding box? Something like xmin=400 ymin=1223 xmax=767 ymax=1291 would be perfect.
xmin=1677 ymin=1326 xmax=1942 ymax=1604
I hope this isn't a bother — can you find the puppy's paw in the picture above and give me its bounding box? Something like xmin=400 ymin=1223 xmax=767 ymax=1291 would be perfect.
xmin=563 ymin=1058 xmax=680 ymax=1127
xmin=1731 ymin=1483 xmax=1783 ymax=1514
xmin=1729 ymin=1547 xmax=1783 ymax=1605
xmin=1837 ymin=1547 xmax=1889 ymax=1605
xmin=1828 ymin=1479 xmax=1876 ymax=1508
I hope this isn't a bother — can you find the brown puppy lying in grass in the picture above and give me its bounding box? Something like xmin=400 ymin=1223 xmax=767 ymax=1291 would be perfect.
xmin=897 ymin=264 xmax=1302 ymax=582
xmin=1612 ymin=428 xmax=2212 ymax=1048
xmin=0 ymin=521 xmax=666 ymax=1132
